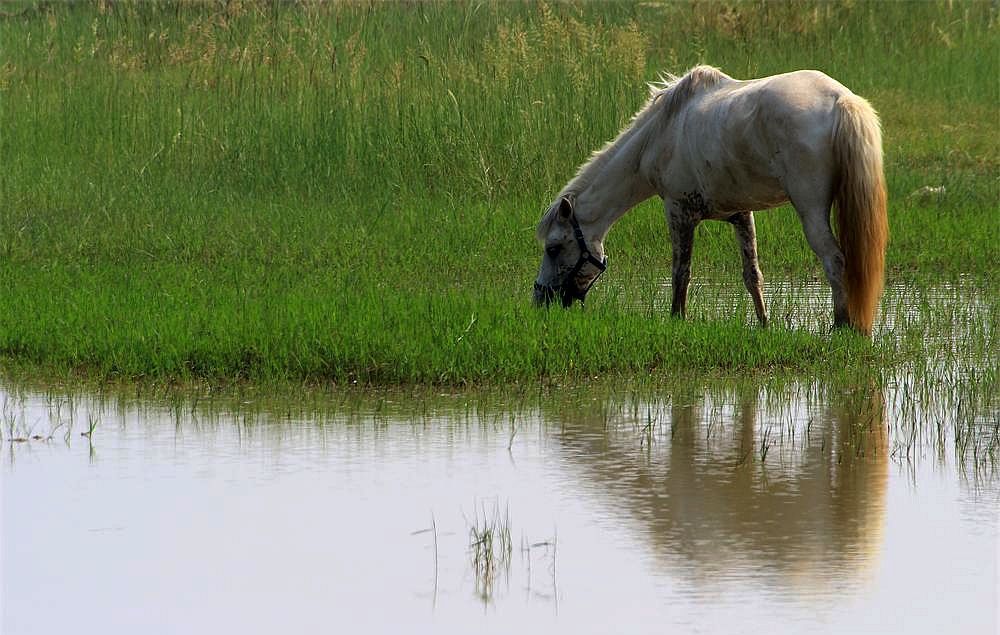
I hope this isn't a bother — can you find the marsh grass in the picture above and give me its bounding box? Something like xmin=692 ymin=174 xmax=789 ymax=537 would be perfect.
xmin=81 ymin=412 xmax=99 ymax=439
xmin=2 ymin=395 xmax=22 ymax=442
xmin=2 ymin=351 xmax=995 ymax=473
xmin=467 ymin=501 xmax=513 ymax=603
xmin=0 ymin=1 xmax=997 ymax=384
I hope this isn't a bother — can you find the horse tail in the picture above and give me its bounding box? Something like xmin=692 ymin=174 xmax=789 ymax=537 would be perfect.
xmin=832 ymin=93 xmax=888 ymax=336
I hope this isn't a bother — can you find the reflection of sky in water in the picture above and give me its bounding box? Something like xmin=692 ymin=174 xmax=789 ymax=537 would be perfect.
xmin=2 ymin=375 xmax=997 ymax=635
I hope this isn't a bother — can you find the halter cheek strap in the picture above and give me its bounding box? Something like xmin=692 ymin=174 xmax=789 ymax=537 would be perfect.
xmin=567 ymin=214 xmax=608 ymax=295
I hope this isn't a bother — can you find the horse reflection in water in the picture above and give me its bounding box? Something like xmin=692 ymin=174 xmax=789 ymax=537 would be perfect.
xmin=546 ymin=382 xmax=887 ymax=590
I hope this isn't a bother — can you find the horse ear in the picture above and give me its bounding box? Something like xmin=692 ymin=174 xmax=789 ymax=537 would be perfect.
xmin=557 ymin=197 xmax=573 ymax=220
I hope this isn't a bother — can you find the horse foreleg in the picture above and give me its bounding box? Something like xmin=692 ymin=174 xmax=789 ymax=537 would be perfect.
xmin=728 ymin=212 xmax=768 ymax=327
xmin=667 ymin=202 xmax=696 ymax=319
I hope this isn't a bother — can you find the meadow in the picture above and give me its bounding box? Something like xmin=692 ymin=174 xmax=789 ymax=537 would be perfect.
xmin=0 ymin=0 xmax=997 ymax=385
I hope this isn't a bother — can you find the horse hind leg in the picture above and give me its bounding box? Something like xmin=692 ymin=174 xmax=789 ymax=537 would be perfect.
xmin=793 ymin=200 xmax=850 ymax=329
xmin=728 ymin=212 xmax=768 ymax=327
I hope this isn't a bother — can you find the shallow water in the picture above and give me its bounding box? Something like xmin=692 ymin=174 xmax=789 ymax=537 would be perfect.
xmin=3 ymin=378 xmax=997 ymax=635
xmin=2 ymin=282 xmax=998 ymax=634
xmin=638 ymin=274 xmax=993 ymax=339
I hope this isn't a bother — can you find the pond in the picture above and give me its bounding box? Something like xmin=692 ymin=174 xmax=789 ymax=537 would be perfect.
xmin=2 ymin=281 xmax=997 ymax=634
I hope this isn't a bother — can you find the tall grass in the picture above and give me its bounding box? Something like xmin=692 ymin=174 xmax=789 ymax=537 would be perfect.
xmin=0 ymin=1 xmax=997 ymax=383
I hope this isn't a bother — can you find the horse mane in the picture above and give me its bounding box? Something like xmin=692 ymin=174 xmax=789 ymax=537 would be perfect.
xmin=536 ymin=65 xmax=731 ymax=240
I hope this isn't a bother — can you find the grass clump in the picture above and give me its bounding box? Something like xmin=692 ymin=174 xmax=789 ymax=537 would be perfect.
xmin=468 ymin=502 xmax=514 ymax=603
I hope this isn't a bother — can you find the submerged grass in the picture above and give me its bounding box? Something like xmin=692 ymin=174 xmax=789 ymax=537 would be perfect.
xmin=1 ymin=1 xmax=997 ymax=384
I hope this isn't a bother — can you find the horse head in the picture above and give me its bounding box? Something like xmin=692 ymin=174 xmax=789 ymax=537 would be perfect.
xmin=533 ymin=197 xmax=607 ymax=307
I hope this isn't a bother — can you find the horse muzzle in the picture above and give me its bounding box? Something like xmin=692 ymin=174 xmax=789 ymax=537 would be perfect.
xmin=533 ymin=281 xmax=583 ymax=308
xmin=533 ymin=281 xmax=557 ymax=307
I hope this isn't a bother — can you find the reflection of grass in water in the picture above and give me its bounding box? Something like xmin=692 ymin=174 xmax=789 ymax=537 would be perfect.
xmin=874 ymin=281 xmax=999 ymax=470
xmin=466 ymin=503 xmax=559 ymax=604
xmin=467 ymin=502 xmax=513 ymax=604
xmin=1 ymin=396 xmax=21 ymax=442
xmin=2 ymin=392 xmax=72 ymax=444
xmin=412 ymin=504 xmax=556 ymax=606
xmin=2 ymin=336 xmax=995 ymax=472
xmin=81 ymin=413 xmax=99 ymax=439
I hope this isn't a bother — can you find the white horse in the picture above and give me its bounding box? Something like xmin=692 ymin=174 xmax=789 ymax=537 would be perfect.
xmin=533 ymin=66 xmax=888 ymax=335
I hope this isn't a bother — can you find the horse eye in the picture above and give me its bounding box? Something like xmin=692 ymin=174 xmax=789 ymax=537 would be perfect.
xmin=545 ymin=245 xmax=562 ymax=258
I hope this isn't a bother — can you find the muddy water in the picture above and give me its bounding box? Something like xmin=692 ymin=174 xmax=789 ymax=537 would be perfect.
xmin=2 ymin=284 xmax=998 ymax=634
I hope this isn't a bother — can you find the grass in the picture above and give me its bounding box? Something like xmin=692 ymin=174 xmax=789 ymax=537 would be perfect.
xmin=7 ymin=354 xmax=995 ymax=463
xmin=468 ymin=501 xmax=514 ymax=603
xmin=0 ymin=1 xmax=997 ymax=385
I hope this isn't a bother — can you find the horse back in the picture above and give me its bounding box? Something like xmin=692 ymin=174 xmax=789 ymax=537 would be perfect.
xmin=658 ymin=70 xmax=851 ymax=216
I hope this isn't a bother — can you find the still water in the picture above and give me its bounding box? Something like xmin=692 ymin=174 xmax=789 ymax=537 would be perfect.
xmin=2 ymin=380 xmax=996 ymax=634
xmin=2 ymin=281 xmax=998 ymax=634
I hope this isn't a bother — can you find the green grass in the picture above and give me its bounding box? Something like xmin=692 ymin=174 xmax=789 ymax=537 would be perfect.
xmin=0 ymin=1 xmax=997 ymax=385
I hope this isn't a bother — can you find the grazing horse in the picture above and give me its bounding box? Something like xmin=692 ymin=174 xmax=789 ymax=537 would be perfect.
xmin=533 ymin=66 xmax=888 ymax=335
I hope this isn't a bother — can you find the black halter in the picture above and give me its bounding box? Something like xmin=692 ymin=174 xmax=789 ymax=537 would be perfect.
xmin=566 ymin=213 xmax=608 ymax=297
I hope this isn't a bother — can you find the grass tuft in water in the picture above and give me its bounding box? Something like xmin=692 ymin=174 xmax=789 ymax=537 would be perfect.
xmin=468 ymin=501 xmax=513 ymax=603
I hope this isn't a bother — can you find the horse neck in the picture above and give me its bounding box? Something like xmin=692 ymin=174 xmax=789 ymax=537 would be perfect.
xmin=574 ymin=121 xmax=659 ymax=240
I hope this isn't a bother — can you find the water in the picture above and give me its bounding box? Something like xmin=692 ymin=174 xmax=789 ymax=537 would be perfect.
xmin=2 ymin=281 xmax=998 ymax=634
